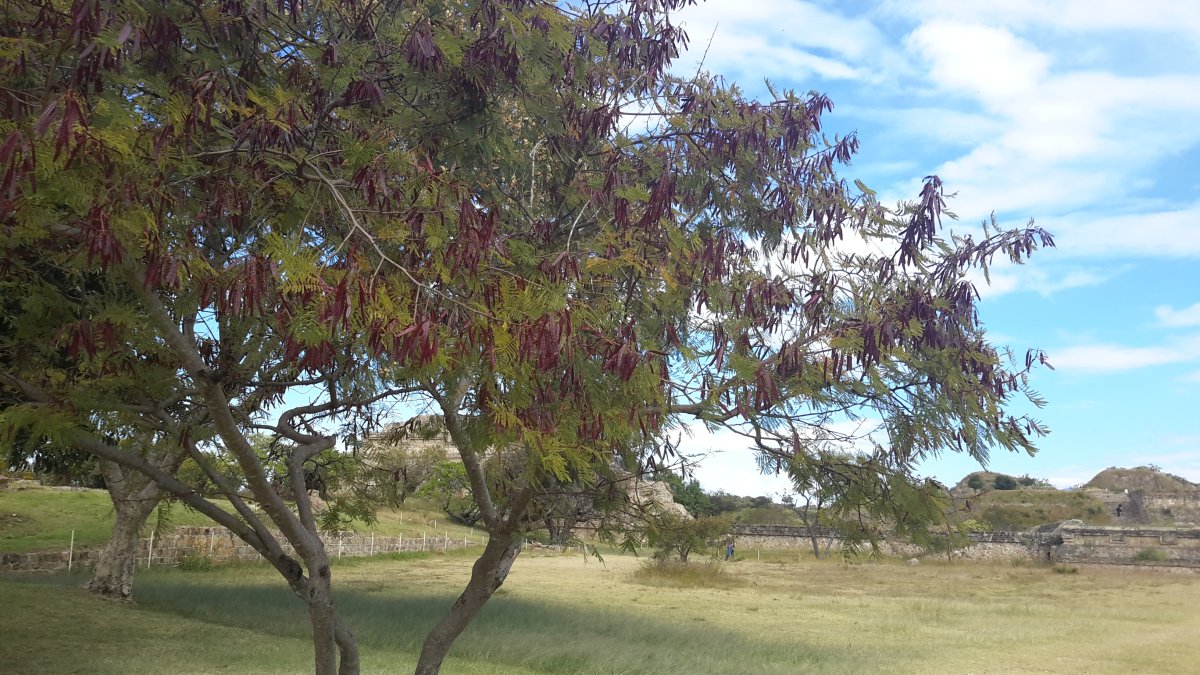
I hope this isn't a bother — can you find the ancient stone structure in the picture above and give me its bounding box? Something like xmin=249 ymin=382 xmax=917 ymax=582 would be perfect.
xmin=729 ymin=521 xmax=1200 ymax=568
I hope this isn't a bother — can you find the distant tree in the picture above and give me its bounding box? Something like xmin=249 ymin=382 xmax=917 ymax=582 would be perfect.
xmin=966 ymin=475 xmax=986 ymax=493
xmin=646 ymin=515 xmax=732 ymax=563
xmin=419 ymin=462 xmax=482 ymax=527
xmin=993 ymin=474 xmax=1019 ymax=490
xmin=653 ymin=469 xmax=715 ymax=517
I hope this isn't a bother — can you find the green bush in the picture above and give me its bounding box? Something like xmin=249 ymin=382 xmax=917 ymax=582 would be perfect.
xmin=628 ymin=558 xmax=742 ymax=589
xmin=178 ymin=554 xmax=213 ymax=572
xmin=992 ymin=474 xmax=1018 ymax=490
xmin=1134 ymin=548 xmax=1169 ymax=563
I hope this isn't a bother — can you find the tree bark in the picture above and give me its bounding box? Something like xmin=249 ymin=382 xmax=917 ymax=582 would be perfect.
xmin=87 ymin=460 xmax=162 ymax=600
xmin=414 ymin=533 xmax=522 ymax=675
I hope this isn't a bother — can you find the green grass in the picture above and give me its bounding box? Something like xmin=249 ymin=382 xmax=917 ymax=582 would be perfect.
xmin=5 ymin=552 xmax=1200 ymax=673
xmin=628 ymin=558 xmax=744 ymax=589
xmin=0 ymin=486 xmax=481 ymax=553
xmin=973 ymin=488 xmax=1114 ymax=529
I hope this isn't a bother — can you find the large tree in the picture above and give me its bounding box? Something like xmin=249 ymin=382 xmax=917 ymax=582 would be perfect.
xmin=0 ymin=1 xmax=1052 ymax=674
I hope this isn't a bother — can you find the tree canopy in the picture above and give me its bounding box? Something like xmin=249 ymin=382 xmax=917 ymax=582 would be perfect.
xmin=0 ymin=1 xmax=1052 ymax=673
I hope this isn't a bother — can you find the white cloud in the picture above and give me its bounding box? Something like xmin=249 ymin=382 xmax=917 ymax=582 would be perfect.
xmin=883 ymin=0 xmax=1200 ymax=41
xmin=905 ymin=22 xmax=1050 ymax=104
xmin=1049 ymin=335 xmax=1200 ymax=372
xmin=1043 ymin=202 xmax=1200 ymax=258
xmin=970 ymin=262 xmax=1124 ymax=299
xmin=675 ymin=0 xmax=894 ymax=83
xmin=1156 ymin=302 xmax=1200 ymax=327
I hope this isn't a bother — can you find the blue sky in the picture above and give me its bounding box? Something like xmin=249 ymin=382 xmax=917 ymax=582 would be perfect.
xmin=677 ymin=0 xmax=1200 ymax=496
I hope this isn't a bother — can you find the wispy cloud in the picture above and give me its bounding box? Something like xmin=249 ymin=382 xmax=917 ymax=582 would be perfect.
xmin=1049 ymin=335 xmax=1200 ymax=373
xmin=1156 ymin=302 xmax=1200 ymax=328
xmin=970 ymin=262 xmax=1126 ymax=299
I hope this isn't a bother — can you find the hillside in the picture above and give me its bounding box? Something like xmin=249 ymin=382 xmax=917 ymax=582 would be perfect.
xmin=1083 ymin=466 xmax=1199 ymax=493
xmin=0 ymin=484 xmax=481 ymax=553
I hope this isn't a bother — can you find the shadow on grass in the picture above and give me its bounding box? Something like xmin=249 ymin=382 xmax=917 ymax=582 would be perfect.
xmin=117 ymin=571 xmax=850 ymax=674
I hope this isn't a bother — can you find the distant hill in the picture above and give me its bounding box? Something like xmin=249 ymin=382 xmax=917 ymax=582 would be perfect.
xmin=1083 ymin=467 xmax=1199 ymax=494
xmin=952 ymin=471 xmax=1053 ymax=494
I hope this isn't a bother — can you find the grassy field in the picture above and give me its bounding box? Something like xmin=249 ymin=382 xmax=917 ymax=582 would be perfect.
xmin=0 ymin=485 xmax=481 ymax=553
xmin=3 ymin=550 xmax=1199 ymax=673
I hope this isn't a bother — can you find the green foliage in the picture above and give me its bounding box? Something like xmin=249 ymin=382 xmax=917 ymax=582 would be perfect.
xmin=1134 ymin=548 xmax=1169 ymax=563
xmin=734 ymin=506 xmax=801 ymax=526
xmin=628 ymin=558 xmax=742 ymax=589
xmin=178 ymin=554 xmax=213 ymax=573
xmin=418 ymin=461 xmax=481 ymax=527
xmin=993 ymin=474 xmax=1019 ymax=491
xmin=960 ymin=518 xmax=991 ymax=533
xmin=652 ymin=470 xmax=714 ymax=517
xmin=966 ymin=475 xmax=985 ymax=493
xmin=644 ymin=515 xmax=731 ymax=563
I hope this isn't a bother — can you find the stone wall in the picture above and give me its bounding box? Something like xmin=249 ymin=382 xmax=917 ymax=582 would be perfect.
xmin=730 ymin=524 xmax=921 ymax=557
xmin=1056 ymin=525 xmax=1200 ymax=566
xmin=730 ymin=522 xmax=1200 ymax=568
xmin=0 ymin=526 xmax=482 ymax=574
xmin=1136 ymin=492 xmax=1200 ymax=525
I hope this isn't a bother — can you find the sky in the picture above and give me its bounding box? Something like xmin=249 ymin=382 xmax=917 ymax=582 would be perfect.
xmin=674 ymin=0 xmax=1200 ymax=496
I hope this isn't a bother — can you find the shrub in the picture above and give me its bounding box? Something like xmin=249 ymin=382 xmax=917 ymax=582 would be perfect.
xmin=629 ymin=558 xmax=742 ymax=589
xmin=178 ymin=554 xmax=213 ymax=572
xmin=1052 ymin=564 xmax=1078 ymax=574
xmin=960 ymin=518 xmax=991 ymax=532
xmin=992 ymin=474 xmax=1018 ymax=490
xmin=1134 ymin=548 xmax=1169 ymax=563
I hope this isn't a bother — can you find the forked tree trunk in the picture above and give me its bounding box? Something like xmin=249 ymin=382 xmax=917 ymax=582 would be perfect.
xmin=414 ymin=532 xmax=523 ymax=675
xmin=88 ymin=461 xmax=162 ymax=600
xmin=306 ymin=570 xmax=340 ymax=675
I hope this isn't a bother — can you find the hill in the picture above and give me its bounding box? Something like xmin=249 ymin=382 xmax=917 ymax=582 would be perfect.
xmin=1083 ymin=466 xmax=1199 ymax=493
xmin=0 ymin=484 xmax=480 ymax=553
xmin=952 ymin=471 xmax=1053 ymax=494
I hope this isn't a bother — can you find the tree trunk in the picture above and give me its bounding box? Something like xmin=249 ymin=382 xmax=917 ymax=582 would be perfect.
xmin=414 ymin=533 xmax=522 ymax=675
xmin=287 ymin=554 xmax=359 ymax=675
xmin=306 ymin=574 xmax=340 ymax=675
xmin=334 ymin=615 xmax=361 ymax=675
xmin=88 ymin=462 xmax=162 ymax=600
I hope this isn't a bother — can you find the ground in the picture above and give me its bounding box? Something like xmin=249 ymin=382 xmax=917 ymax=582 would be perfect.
xmin=3 ymin=550 xmax=1199 ymax=673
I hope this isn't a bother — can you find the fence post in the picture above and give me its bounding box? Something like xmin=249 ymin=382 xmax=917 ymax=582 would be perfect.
xmin=147 ymin=528 xmax=156 ymax=569
xmin=422 ymin=532 xmax=426 ymax=551
xmin=67 ymin=530 xmax=75 ymax=573
xmin=338 ymin=533 xmax=343 ymax=560
xmin=443 ymin=535 xmax=447 ymax=553
xmin=370 ymin=532 xmax=375 ymax=555
xmin=399 ymin=533 xmax=403 ymax=551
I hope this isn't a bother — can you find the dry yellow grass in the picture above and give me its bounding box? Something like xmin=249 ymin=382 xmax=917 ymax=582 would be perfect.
xmin=4 ymin=550 xmax=1199 ymax=673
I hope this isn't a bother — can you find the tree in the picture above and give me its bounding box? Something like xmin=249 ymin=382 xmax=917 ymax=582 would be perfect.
xmin=653 ymin=469 xmax=715 ymax=517
xmin=993 ymin=474 xmax=1019 ymax=490
xmin=646 ymin=514 xmax=731 ymax=563
xmin=966 ymin=475 xmax=986 ymax=494
xmin=789 ymin=460 xmax=841 ymax=559
xmin=419 ymin=461 xmax=483 ymax=527
xmin=0 ymin=1 xmax=1052 ymax=674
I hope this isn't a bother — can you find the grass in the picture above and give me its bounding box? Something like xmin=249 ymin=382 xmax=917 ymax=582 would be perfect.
xmin=0 ymin=486 xmax=481 ymax=553
xmin=973 ymin=488 xmax=1114 ymax=529
xmin=629 ymin=557 xmax=744 ymax=589
xmin=5 ymin=552 xmax=1200 ymax=673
